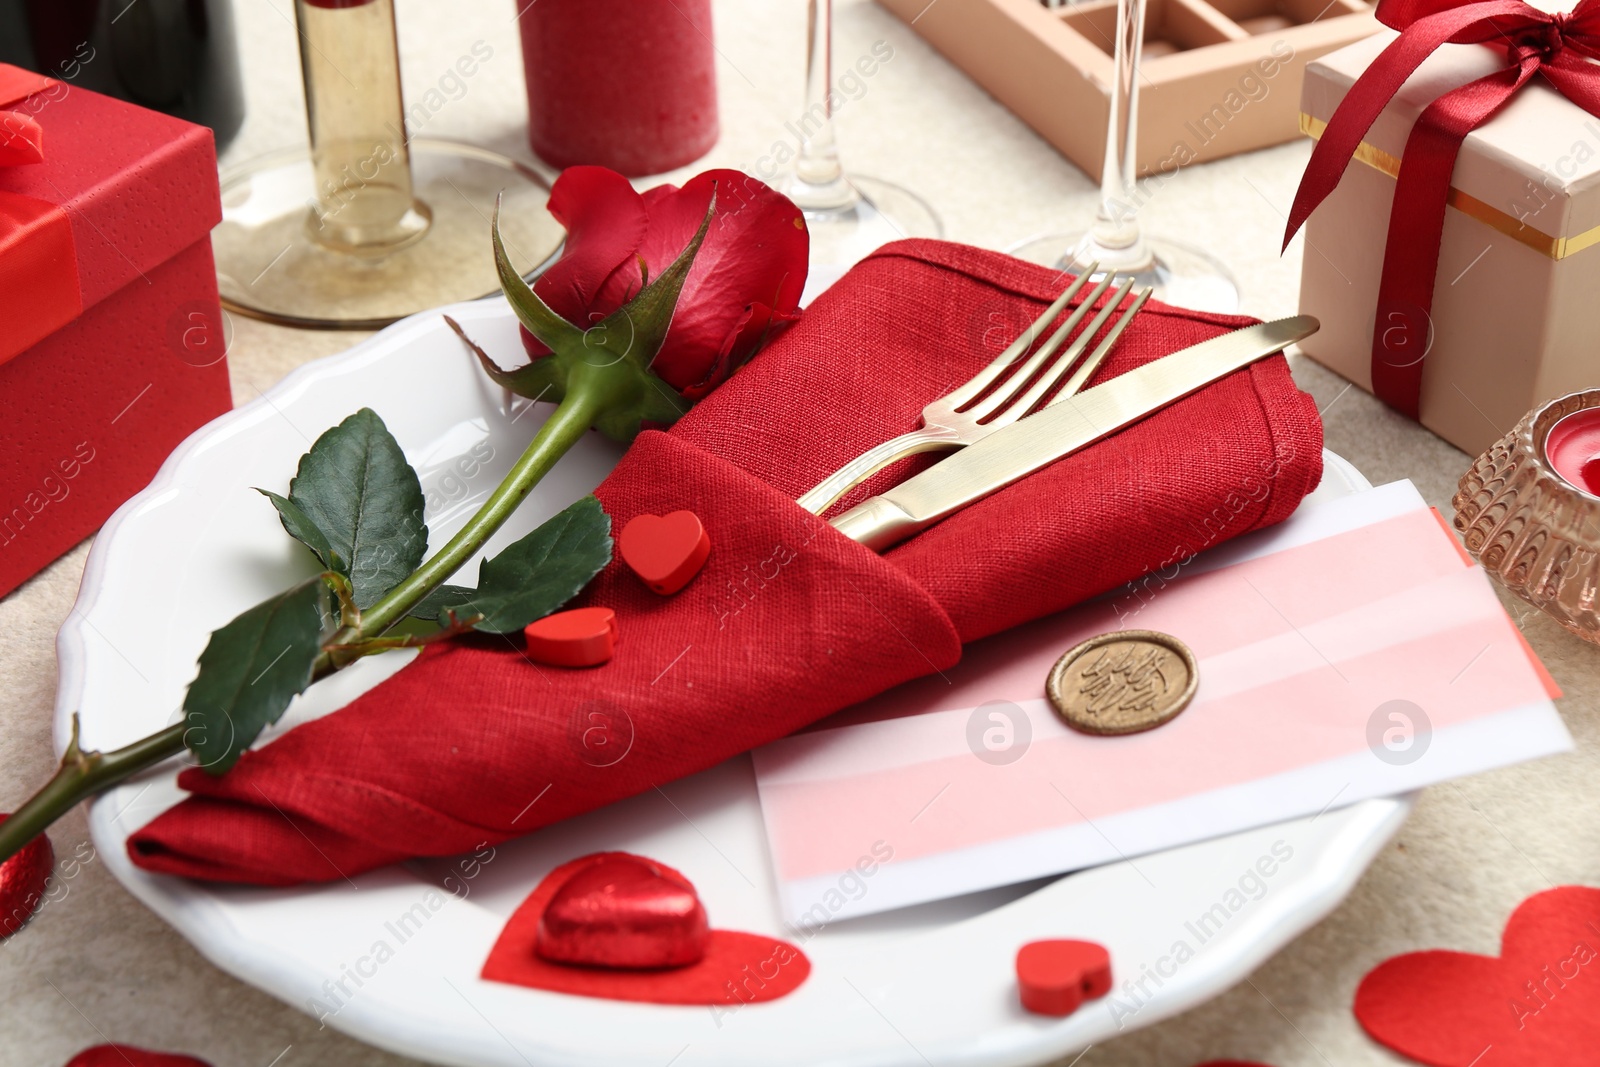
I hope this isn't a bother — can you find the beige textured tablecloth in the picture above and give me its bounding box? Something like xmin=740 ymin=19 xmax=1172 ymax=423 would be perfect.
xmin=3 ymin=1 xmax=1596 ymax=1065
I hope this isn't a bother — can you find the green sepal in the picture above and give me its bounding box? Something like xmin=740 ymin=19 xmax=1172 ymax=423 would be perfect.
xmin=491 ymin=197 xmax=586 ymax=354
xmin=590 ymin=192 xmax=713 ymax=378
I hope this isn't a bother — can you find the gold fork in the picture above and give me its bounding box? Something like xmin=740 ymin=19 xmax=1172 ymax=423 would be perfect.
xmin=797 ymin=270 xmax=1154 ymax=515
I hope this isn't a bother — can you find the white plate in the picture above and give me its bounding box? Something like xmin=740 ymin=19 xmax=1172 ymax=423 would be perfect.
xmin=61 ymin=299 xmax=1411 ymax=1067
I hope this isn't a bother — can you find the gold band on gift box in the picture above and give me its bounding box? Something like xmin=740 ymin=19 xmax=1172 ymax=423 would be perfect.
xmin=1298 ymin=113 xmax=1600 ymax=262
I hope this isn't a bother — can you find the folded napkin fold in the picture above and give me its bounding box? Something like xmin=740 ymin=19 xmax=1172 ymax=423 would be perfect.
xmin=128 ymin=240 xmax=1323 ymax=885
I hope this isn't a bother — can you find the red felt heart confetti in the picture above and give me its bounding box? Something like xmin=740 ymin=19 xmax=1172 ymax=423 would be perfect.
xmin=1015 ymin=939 xmax=1113 ymax=1016
xmin=536 ymin=854 xmax=709 ymax=969
xmin=1191 ymin=1061 xmax=1278 ymax=1067
xmin=1354 ymin=886 xmax=1600 ymax=1066
xmin=618 ymin=510 xmax=710 ymax=595
xmin=0 ymin=814 xmax=52 ymax=938
xmin=524 ymin=606 xmax=617 ymax=668
xmin=65 ymin=1048 xmax=211 ymax=1067
xmin=484 ymin=851 xmax=810 ymax=1006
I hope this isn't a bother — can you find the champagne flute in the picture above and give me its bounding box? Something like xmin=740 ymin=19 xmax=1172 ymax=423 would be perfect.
xmin=1010 ymin=0 xmax=1239 ymax=313
xmin=784 ymin=0 xmax=941 ymax=271
xmin=211 ymin=0 xmax=564 ymax=329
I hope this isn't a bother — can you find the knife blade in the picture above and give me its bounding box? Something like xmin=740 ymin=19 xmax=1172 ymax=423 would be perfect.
xmin=828 ymin=315 xmax=1319 ymax=551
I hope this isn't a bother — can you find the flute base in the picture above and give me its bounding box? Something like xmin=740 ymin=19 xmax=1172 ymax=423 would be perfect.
xmin=214 ymin=139 xmax=564 ymax=330
xmin=790 ymin=173 xmax=942 ymax=272
xmin=1007 ymin=230 xmax=1240 ymax=315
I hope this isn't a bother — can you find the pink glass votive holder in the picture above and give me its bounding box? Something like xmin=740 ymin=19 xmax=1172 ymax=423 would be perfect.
xmin=1454 ymin=389 xmax=1600 ymax=645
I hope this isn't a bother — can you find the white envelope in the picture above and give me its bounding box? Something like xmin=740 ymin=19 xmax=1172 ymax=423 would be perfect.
xmin=752 ymin=482 xmax=1570 ymax=925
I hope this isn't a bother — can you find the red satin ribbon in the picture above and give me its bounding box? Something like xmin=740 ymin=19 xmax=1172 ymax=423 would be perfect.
xmin=1284 ymin=0 xmax=1600 ymax=419
xmin=0 ymin=62 xmax=82 ymax=364
xmin=0 ymin=190 xmax=81 ymax=358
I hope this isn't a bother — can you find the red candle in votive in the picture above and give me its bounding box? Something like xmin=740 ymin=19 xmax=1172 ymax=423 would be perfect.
xmin=518 ymin=0 xmax=719 ymax=177
xmin=1544 ymin=408 xmax=1600 ymax=495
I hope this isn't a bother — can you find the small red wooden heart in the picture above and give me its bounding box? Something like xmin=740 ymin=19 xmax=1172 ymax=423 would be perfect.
xmin=1355 ymin=886 xmax=1600 ymax=1066
xmin=619 ymin=511 xmax=710 ymax=595
xmin=0 ymin=814 xmax=52 ymax=938
xmin=1016 ymin=939 xmax=1113 ymax=1016
xmin=524 ymin=606 xmax=616 ymax=668
xmin=483 ymin=851 xmax=811 ymax=1006
xmin=536 ymin=855 xmax=710 ymax=969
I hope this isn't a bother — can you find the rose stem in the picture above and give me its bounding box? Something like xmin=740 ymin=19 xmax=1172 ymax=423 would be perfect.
xmin=0 ymin=374 xmax=621 ymax=867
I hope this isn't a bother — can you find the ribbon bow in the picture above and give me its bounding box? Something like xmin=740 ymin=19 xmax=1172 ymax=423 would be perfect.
xmin=0 ymin=63 xmax=83 ymax=365
xmin=1284 ymin=0 xmax=1600 ymax=419
xmin=0 ymin=65 xmax=53 ymax=166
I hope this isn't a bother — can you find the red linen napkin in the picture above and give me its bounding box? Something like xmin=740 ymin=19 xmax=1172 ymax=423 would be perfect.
xmin=128 ymin=240 xmax=1322 ymax=885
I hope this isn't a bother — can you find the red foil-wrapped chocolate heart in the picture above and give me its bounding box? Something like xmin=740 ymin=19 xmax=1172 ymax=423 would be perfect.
xmin=484 ymin=851 xmax=810 ymax=1005
xmin=535 ymin=855 xmax=709 ymax=969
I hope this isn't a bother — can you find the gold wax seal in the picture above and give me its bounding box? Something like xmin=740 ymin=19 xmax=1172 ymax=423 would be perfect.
xmin=1046 ymin=630 xmax=1198 ymax=736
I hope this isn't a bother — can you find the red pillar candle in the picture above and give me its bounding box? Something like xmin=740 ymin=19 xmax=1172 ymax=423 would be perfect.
xmin=1544 ymin=408 xmax=1600 ymax=496
xmin=518 ymin=0 xmax=718 ymax=177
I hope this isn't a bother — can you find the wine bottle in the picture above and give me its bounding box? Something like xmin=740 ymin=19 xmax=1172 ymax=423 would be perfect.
xmin=0 ymin=0 xmax=245 ymax=153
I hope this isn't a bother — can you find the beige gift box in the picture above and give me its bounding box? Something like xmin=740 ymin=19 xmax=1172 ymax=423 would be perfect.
xmin=1298 ymin=31 xmax=1600 ymax=457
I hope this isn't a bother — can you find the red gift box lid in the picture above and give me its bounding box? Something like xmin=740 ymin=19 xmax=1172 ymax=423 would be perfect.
xmin=0 ymin=63 xmax=220 ymax=365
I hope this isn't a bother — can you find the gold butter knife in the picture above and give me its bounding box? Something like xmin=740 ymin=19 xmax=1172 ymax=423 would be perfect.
xmin=829 ymin=316 xmax=1320 ymax=551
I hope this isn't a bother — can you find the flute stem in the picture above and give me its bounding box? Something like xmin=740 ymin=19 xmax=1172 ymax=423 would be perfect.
xmin=1083 ymin=0 xmax=1152 ymax=267
xmin=296 ymin=0 xmax=430 ymax=254
xmin=786 ymin=0 xmax=858 ymax=213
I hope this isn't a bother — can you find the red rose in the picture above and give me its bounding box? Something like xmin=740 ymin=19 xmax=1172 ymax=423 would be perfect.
xmin=523 ymin=166 xmax=808 ymax=400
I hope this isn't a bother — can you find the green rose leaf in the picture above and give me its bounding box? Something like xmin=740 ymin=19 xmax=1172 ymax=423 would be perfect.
xmin=469 ymin=495 xmax=612 ymax=633
xmin=407 ymin=583 xmax=479 ymax=623
xmin=406 ymin=495 xmax=612 ymax=634
xmin=258 ymin=490 xmax=339 ymax=571
xmin=182 ymin=579 xmax=327 ymax=775
xmin=273 ymin=408 xmax=428 ymax=610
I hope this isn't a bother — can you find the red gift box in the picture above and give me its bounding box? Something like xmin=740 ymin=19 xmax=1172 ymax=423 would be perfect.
xmin=0 ymin=63 xmax=230 ymax=600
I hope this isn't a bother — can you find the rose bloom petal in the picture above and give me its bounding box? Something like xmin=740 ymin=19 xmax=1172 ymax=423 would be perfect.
xmin=525 ymin=166 xmax=650 ymax=355
xmin=521 ymin=167 xmax=807 ymax=396
xmin=631 ymin=170 xmax=808 ymax=394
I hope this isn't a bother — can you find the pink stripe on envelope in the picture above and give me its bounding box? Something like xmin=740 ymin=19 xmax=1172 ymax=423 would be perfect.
xmin=761 ymin=570 xmax=1539 ymax=880
xmin=816 ymin=506 xmax=1469 ymax=733
xmin=763 ymin=506 xmax=1472 ymax=787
